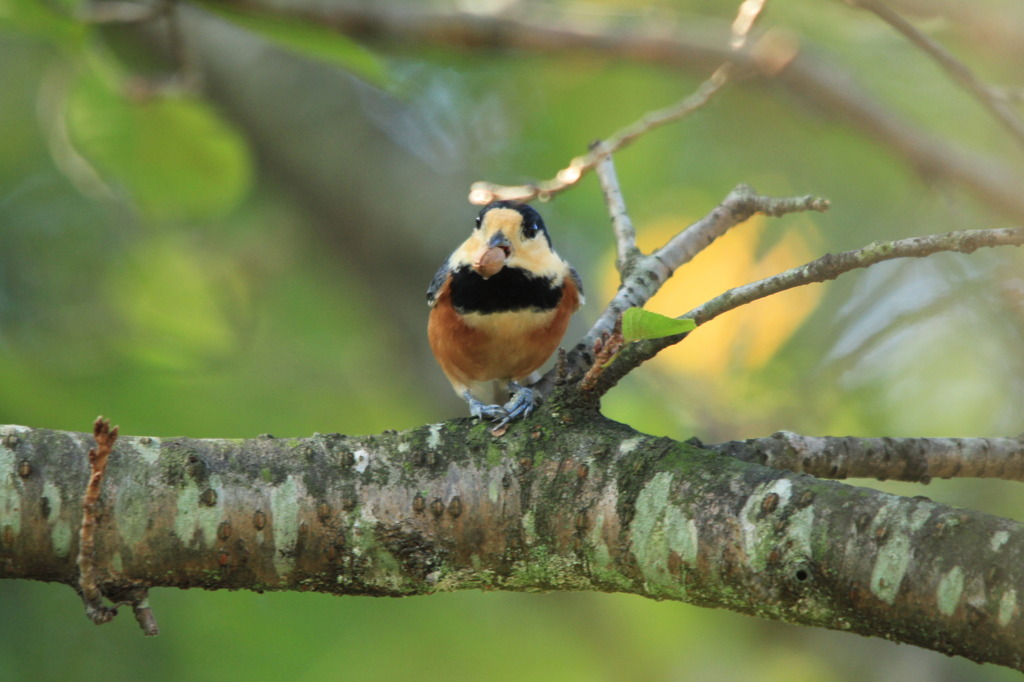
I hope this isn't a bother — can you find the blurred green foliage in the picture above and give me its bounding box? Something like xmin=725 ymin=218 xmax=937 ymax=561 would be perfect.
xmin=68 ymin=67 xmax=251 ymax=221
xmin=196 ymin=0 xmax=389 ymax=86
xmin=2 ymin=0 xmax=1023 ymax=679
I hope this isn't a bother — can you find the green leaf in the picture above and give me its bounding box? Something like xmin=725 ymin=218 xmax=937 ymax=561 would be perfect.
xmin=197 ymin=1 xmax=389 ymax=88
xmin=66 ymin=68 xmax=252 ymax=221
xmin=621 ymin=308 xmax=696 ymax=342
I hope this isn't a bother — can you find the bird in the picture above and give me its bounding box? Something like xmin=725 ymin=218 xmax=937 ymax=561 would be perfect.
xmin=427 ymin=201 xmax=584 ymax=427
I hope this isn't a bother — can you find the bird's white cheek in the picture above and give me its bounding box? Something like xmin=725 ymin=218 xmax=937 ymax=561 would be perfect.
xmin=508 ymin=248 xmax=567 ymax=280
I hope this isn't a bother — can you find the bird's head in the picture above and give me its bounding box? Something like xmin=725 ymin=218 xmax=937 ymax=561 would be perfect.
xmin=461 ymin=201 xmax=562 ymax=280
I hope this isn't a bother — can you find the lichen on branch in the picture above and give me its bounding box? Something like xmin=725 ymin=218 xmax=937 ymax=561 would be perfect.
xmin=2 ymin=419 xmax=1024 ymax=668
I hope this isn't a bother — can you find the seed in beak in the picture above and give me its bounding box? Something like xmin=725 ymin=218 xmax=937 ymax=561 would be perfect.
xmin=473 ymin=246 xmax=508 ymax=279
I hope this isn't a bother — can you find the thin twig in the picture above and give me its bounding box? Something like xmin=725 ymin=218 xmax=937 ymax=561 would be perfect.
xmin=533 ymin=185 xmax=829 ymax=399
xmin=589 ymin=0 xmax=773 ymax=279
xmin=561 ymin=0 xmax=774 ymax=377
xmin=131 ymin=591 xmax=160 ymax=636
xmin=593 ymin=187 xmax=828 ymax=351
xmin=597 ymin=226 xmax=1024 ymax=392
xmin=78 ymin=416 xmax=119 ymax=626
xmin=992 ymin=86 xmax=1024 ymax=105
xmin=592 ymin=145 xmax=640 ymax=276
xmin=469 ymin=65 xmax=732 ymax=204
xmin=107 ymin=585 xmax=160 ymax=636
xmin=580 ymin=317 xmax=624 ymax=392
xmin=730 ymin=0 xmax=771 ymax=50
xmin=290 ymin=5 xmax=1024 ymax=221
xmin=850 ymin=0 xmax=1024 ymax=152
xmin=654 ymin=185 xmax=829 ymax=277
xmin=688 ymin=227 xmax=1024 ymax=326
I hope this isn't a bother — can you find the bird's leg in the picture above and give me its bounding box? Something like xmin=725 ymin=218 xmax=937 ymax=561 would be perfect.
xmin=502 ymin=381 xmax=536 ymax=421
xmin=462 ymin=390 xmax=509 ymax=421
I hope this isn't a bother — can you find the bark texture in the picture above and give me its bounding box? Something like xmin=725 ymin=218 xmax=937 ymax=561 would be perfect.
xmin=713 ymin=432 xmax=1024 ymax=483
xmin=1 ymin=408 xmax=1022 ymax=669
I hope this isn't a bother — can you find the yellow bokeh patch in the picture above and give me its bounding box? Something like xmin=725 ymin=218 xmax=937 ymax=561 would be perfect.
xmin=602 ymin=214 xmax=824 ymax=381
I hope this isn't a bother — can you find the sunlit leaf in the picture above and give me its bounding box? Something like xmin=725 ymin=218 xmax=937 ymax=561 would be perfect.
xmin=621 ymin=307 xmax=696 ymax=342
xmin=197 ymin=1 xmax=389 ymax=87
xmin=66 ymin=69 xmax=251 ymax=221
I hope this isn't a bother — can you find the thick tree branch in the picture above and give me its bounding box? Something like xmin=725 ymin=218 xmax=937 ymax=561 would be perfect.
xmin=2 ymin=419 xmax=1023 ymax=669
xmin=711 ymin=431 xmax=1024 ymax=483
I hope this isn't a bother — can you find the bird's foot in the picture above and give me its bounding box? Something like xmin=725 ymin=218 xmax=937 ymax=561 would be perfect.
xmin=463 ymin=391 xmax=509 ymax=422
xmin=462 ymin=385 xmax=536 ymax=435
xmin=501 ymin=382 xmax=536 ymax=422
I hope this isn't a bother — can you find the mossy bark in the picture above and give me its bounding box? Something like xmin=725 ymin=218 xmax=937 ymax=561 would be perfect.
xmin=1 ymin=411 xmax=1022 ymax=669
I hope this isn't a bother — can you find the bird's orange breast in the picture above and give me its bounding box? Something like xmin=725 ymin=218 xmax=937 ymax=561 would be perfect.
xmin=428 ymin=277 xmax=580 ymax=388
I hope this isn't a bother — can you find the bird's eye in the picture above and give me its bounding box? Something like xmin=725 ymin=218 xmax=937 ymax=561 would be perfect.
xmin=522 ymin=221 xmax=539 ymax=239
xmin=475 ymin=215 xmax=483 ymax=229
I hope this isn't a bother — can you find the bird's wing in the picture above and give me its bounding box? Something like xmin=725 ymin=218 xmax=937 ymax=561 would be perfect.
xmin=568 ymin=265 xmax=585 ymax=306
xmin=426 ymin=258 xmax=452 ymax=307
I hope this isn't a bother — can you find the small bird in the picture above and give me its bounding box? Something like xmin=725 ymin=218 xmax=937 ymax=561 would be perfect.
xmin=427 ymin=201 xmax=584 ymax=426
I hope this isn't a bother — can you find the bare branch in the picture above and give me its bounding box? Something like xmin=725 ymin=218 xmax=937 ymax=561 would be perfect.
xmin=579 ymin=316 xmax=624 ymax=393
xmin=593 ymin=147 xmax=640 ymax=276
xmin=712 ymin=431 xmax=1024 ymax=482
xmin=654 ymin=186 xmax=829 ymax=275
xmin=469 ymin=65 xmax=731 ymax=204
xmin=476 ymin=0 xmax=768 ymax=246
xmin=5 ymin=421 xmax=1024 ymax=668
xmin=232 ymin=4 xmax=1024 ymax=220
xmin=850 ymin=0 xmax=1024 ymax=152
xmin=465 ymin=0 xmax=774 ymax=206
xmin=128 ymin=589 xmax=160 ymax=636
xmin=730 ymin=0 xmax=771 ymax=50
xmin=689 ymin=227 xmax=1024 ymax=326
xmin=592 ymin=226 xmax=1024 ymax=393
xmin=993 ymin=86 xmax=1024 ymax=105
xmin=535 ymin=185 xmax=830 ymax=399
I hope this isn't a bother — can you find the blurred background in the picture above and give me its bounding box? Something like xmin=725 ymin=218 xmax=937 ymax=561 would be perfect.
xmin=2 ymin=0 xmax=1023 ymax=679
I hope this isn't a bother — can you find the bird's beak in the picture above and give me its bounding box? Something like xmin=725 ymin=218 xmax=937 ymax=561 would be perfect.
xmin=472 ymin=231 xmax=512 ymax=279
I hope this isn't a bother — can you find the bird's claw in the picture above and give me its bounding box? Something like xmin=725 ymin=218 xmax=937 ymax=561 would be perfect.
xmin=502 ymin=383 xmax=535 ymax=421
xmin=463 ymin=385 xmax=536 ymax=434
xmin=464 ymin=392 xmax=510 ymax=422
